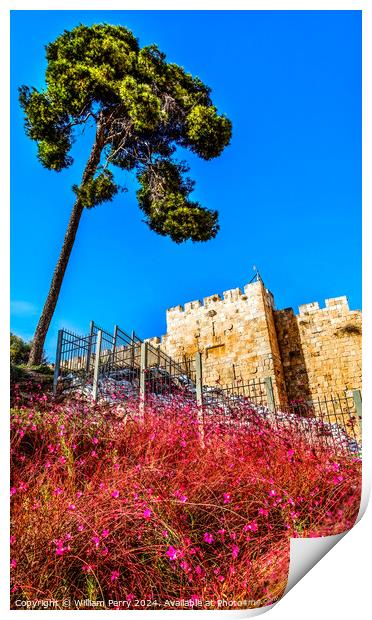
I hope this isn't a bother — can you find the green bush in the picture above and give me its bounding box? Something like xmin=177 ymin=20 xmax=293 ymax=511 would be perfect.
xmin=10 ymin=333 xmax=32 ymax=364
xmin=10 ymin=333 xmax=49 ymax=367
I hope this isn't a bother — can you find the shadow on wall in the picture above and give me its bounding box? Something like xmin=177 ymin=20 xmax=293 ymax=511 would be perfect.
xmin=274 ymin=308 xmax=312 ymax=404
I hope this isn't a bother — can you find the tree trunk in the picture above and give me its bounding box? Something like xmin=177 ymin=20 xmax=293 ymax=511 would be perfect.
xmin=28 ymin=120 xmax=106 ymax=366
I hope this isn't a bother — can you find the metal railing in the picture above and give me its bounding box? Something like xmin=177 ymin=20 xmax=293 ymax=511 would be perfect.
xmin=54 ymin=323 xmax=362 ymax=454
xmin=54 ymin=322 xmax=143 ymax=400
xmin=53 ymin=322 xmax=195 ymax=402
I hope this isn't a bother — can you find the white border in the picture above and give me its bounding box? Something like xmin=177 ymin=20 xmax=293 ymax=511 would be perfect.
xmin=1 ymin=2 xmax=370 ymax=618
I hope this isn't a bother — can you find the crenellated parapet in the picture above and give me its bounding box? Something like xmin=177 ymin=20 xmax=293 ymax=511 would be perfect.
xmin=146 ymin=279 xmax=361 ymax=405
xmin=298 ymin=296 xmax=350 ymax=315
xmin=275 ymin=295 xmax=361 ymax=401
xmin=166 ymin=280 xmax=274 ymax=327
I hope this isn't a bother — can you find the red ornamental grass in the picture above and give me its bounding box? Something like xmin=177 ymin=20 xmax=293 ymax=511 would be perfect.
xmin=10 ymin=387 xmax=361 ymax=609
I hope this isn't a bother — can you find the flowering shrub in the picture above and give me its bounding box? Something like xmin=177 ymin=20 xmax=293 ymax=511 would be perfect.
xmin=10 ymin=386 xmax=361 ymax=609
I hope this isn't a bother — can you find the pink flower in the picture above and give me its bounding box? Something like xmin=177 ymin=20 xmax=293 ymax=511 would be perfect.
xmin=77 ymin=524 xmax=84 ymax=532
xmin=54 ymin=539 xmax=71 ymax=556
xmin=10 ymin=535 xmax=16 ymax=545
xmin=223 ymin=493 xmax=231 ymax=504
xmin=92 ymin=437 xmax=99 ymax=445
xmin=67 ymin=503 xmax=76 ymax=511
xmin=180 ymin=560 xmax=190 ymax=571
xmin=231 ymin=544 xmax=239 ymax=559
xmin=269 ymin=489 xmax=277 ymax=497
xmin=162 ymin=530 xmax=168 ymax=537
xmin=111 ymin=570 xmax=120 ymax=582
xmin=258 ymin=507 xmax=269 ymax=517
xmin=91 ymin=450 xmax=98 ymax=457
xmin=53 ymin=487 xmax=63 ymax=496
xmin=92 ymin=536 xmax=100 ymax=547
xmin=175 ymin=489 xmax=187 ymax=503
xmin=166 ymin=546 xmax=178 ymax=561
xmin=243 ymin=520 xmax=258 ymax=533
xmin=111 ymin=490 xmax=119 ymax=499
xmin=143 ymin=508 xmax=152 ymax=519
xmin=332 ymin=475 xmax=344 ymax=485
xmin=203 ymin=532 xmax=214 ymax=544
xmin=102 ymin=529 xmax=109 ymax=538
xmin=11 ymin=559 xmax=17 ymax=569
xmin=10 ymin=487 xmax=17 ymax=497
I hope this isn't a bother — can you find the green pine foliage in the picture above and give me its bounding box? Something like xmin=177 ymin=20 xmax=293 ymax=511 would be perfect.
xmin=73 ymin=170 xmax=119 ymax=209
xmin=20 ymin=23 xmax=232 ymax=243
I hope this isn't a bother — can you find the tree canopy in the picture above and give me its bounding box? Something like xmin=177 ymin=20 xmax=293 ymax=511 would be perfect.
xmin=19 ymin=23 xmax=232 ymax=243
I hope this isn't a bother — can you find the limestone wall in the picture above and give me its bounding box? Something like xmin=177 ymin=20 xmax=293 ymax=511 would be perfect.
xmin=275 ymin=297 xmax=362 ymax=401
xmin=153 ymin=280 xmax=287 ymax=404
xmin=150 ymin=281 xmax=361 ymax=405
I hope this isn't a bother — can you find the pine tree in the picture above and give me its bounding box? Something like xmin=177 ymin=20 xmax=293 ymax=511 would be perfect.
xmin=19 ymin=24 xmax=232 ymax=365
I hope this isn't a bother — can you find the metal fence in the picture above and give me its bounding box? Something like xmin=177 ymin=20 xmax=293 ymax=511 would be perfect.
xmin=142 ymin=342 xmax=195 ymax=398
xmin=54 ymin=322 xmax=362 ymax=453
xmin=54 ymin=322 xmax=143 ymax=400
xmin=53 ymin=322 xmax=196 ymax=402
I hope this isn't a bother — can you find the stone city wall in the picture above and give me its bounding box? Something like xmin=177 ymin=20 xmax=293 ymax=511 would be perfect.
xmin=147 ymin=280 xmax=362 ymax=406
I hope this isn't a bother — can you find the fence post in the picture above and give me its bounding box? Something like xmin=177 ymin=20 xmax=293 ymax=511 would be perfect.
xmin=195 ymin=351 xmax=205 ymax=446
xmin=157 ymin=344 xmax=161 ymax=366
xmin=264 ymin=377 xmax=276 ymax=411
xmin=85 ymin=320 xmax=94 ymax=374
xmin=131 ymin=330 xmax=136 ymax=368
xmin=353 ymin=389 xmax=362 ymax=436
xmin=53 ymin=330 xmax=63 ymax=396
xmin=92 ymin=329 xmax=102 ymax=402
xmin=139 ymin=342 xmax=148 ymax=419
xmin=195 ymin=351 xmax=203 ymax=407
xmin=112 ymin=324 xmax=118 ymax=363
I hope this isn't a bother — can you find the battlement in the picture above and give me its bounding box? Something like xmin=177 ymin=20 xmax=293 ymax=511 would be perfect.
xmin=298 ymin=301 xmax=320 ymax=314
xmin=298 ymin=296 xmax=349 ymax=315
xmin=145 ymin=271 xmax=361 ymax=406
xmin=325 ymin=296 xmax=349 ymax=310
xmin=223 ymin=287 xmax=243 ymax=302
xmin=166 ymin=280 xmax=273 ymax=317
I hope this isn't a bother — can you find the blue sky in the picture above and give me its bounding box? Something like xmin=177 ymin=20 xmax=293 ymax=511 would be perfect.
xmin=10 ymin=10 xmax=361 ymax=361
